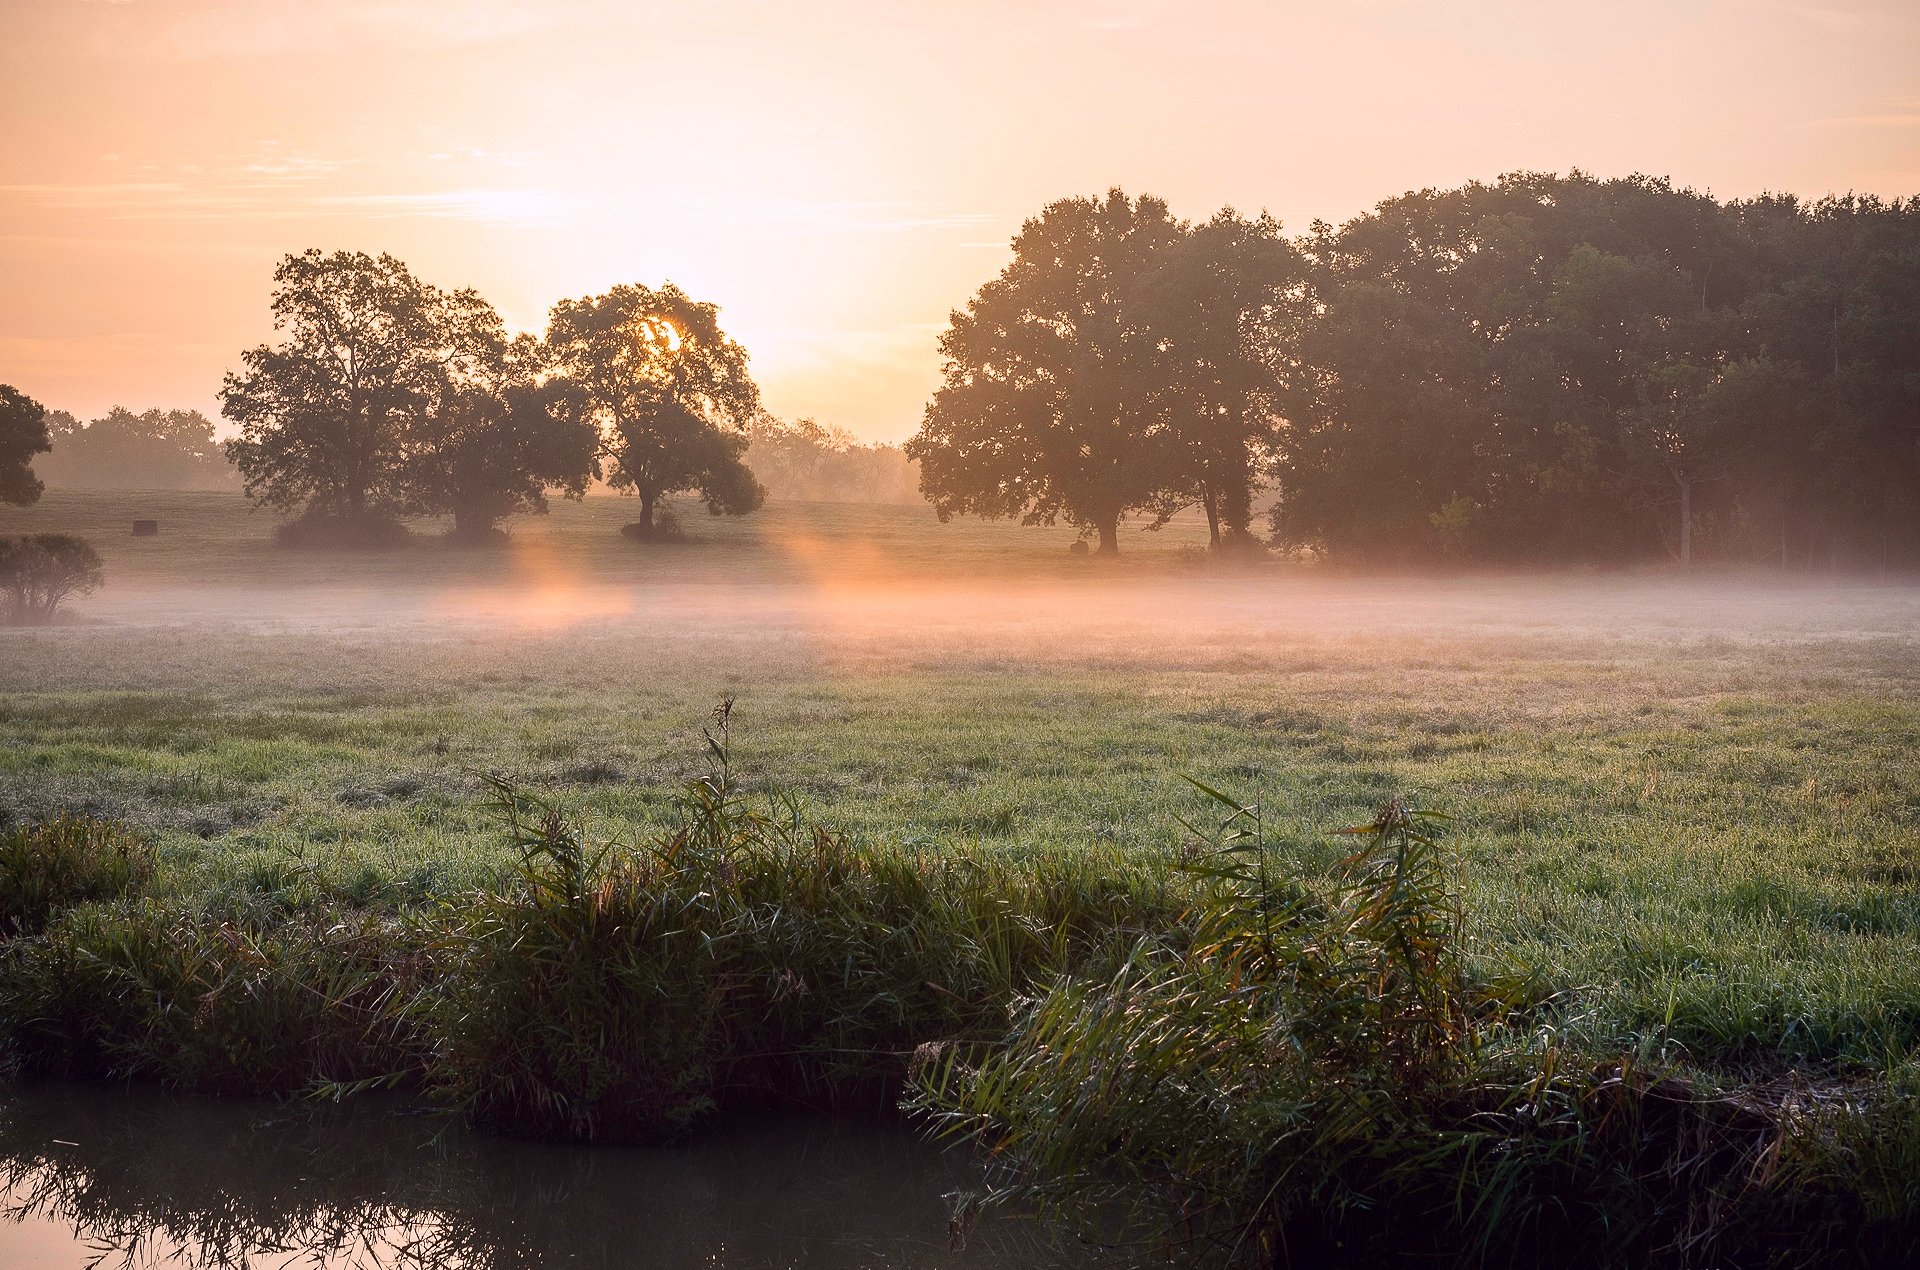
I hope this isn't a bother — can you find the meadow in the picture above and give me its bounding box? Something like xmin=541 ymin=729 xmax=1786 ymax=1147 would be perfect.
xmin=4 ymin=491 xmax=1920 ymax=1263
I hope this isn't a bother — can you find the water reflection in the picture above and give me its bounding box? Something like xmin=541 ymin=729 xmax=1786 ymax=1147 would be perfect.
xmin=0 ymin=1084 xmax=1108 ymax=1269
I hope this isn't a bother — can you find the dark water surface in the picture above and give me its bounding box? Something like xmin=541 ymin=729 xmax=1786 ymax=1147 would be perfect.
xmin=0 ymin=1083 xmax=1110 ymax=1269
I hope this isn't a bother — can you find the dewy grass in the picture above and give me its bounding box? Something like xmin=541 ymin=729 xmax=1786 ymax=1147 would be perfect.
xmin=908 ymin=788 xmax=1920 ymax=1267
xmin=3 ymin=495 xmax=1919 ymax=1262
xmin=1 ymin=715 xmax=1915 ymax=1265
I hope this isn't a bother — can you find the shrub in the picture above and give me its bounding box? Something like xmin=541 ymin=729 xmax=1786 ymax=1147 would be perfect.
xmin=0 ymin=534 xmax=104 ymax=623
xmin=0 ymin=815 xmax=152 ymax=937
xmin=273 ymin=511 xmax=413 ymax=549
xmin=1 ymin=900 xmax=422 ymax=1092
xmin=420 ymin=703 xmax=1183 ymax=1141
xmin=618 ymin=505 xmax=685 ymax=542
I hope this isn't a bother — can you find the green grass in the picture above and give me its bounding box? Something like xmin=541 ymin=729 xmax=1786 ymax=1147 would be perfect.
xmin=2 ymin=491 xmax=1919 ymax=1261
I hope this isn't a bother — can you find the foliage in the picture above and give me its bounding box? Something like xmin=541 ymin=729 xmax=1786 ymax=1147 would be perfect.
xmin=0 ymin=383 xmax=52 ymax=507
xmin=745 ymin=416 xmax=922 ymax=504
xmin=910 ymin=192 xmax=1299 ymax=555
xmin=1 ymin=901 xmax=421 ymax=1093
xmin=546 ymin=283 xmax=766 ymax=537
xmin=35 ymin=407 xmax=237 ymax=492
xmin=0 ymin=815 xmax=152 ymax=938
xmin=221 ymin=250 xmax=598 ymax=544
xmin=0 ymin=533 xmax=104 ymax=622
xmin=221 ymin=250 xmax=452 ymax=522
xmin=1136 ymin=210 xmax=1298 ymax=546
xmin=398 ymin=324 xmax=599 ymax=544
xmin=908 ymin=190 xmax=1192 ymax=555
xmin=1270 ymin=173 xmax=1920 ymax=567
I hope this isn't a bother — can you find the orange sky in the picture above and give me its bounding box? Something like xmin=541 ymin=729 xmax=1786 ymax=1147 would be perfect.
xmin=3 ymin=0 xmax=1916 ymax=442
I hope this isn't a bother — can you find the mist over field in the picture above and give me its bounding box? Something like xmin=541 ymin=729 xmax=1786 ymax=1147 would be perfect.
xmin=5 ymin=1 xmax=1920 ymax=1263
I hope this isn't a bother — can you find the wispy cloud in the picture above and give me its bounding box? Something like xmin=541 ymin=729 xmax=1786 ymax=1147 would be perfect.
xmin=0 ymin=178 xmax=569 ymax=226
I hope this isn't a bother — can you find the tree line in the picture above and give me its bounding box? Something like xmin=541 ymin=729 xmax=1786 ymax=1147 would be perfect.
xmin=211 ymin=253 xmax=758 ymax=545
xmin=5 ymin=170 xmax=1915 ymax=564
xmin=909 ymin=173 xmax=1919 ymax=566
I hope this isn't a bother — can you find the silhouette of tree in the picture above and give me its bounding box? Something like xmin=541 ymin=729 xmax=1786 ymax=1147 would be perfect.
xmin=221 ymin=250 xmax=452 ymax=540
xmin=545 ymin=283 xmax=765 ymax=538
xmin=0 ymin=384 xmax=51 ymax=506
xmin=400 ymin=294 xmax=598 ymax=544
xmin=908 ymin=190 xmax=1188 ymax=555
xmin=1138 ymin=209 xmax=1297 ymax=548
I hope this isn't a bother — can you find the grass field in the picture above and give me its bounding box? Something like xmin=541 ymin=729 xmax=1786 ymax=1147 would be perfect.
xmin=5 ymin=491 xmax=1918 ymax=1064
xmin=5 ymin=490 xmax=1920 ymax=1260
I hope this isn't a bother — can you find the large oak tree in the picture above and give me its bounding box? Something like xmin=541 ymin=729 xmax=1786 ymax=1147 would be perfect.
xmin=908 ymin=190 xmax=1189 ymax=555
xmin=222 ymin=251 xmax=453 ymax=533
xmin=545 ymin=283 xmax=765 ymax=538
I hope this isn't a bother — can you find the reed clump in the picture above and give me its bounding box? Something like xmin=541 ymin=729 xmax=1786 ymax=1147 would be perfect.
xmin=422 ymin=701 xmax=1184 ymax=1140
xmin=0 ymin=814 xmax=153 ymax=938
xmin=908 ymin=784 xmax=1920 ymax=1266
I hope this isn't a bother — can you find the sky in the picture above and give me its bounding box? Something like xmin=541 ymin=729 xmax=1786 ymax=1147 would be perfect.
xmin=2 ymin=1 xmax=1917 ymax=443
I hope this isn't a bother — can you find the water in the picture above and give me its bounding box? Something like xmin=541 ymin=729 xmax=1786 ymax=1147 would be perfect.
xmin=0 ymin=1083 xmax=1110 ymax=1269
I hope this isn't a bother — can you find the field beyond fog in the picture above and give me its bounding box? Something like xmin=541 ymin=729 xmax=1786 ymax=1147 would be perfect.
xmin=4 ymin=489 xmax=1920 ymax=1068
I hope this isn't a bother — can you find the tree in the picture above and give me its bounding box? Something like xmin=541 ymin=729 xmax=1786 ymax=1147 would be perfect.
xmin=35 ymin=407 xmax=236 ymax=491
xmin=221 ymin=250 xmax=452 ymax=536
xmin=744 ymin=417 xmax=921 ymax=504
xmin=1138 ymin=210 xmax=1296 ymax=548
xmin=0 ymin=384 xmax=51 ymax=506
xmin=0 ymin=535 xmax=104 ymax=623
xmin=400 ymin=297 xmax=599 ymax=544
xmin=908 ymin=189 xmax=1189 ymax=555
xmin=545 ymin=283 xmax=765 ymax=538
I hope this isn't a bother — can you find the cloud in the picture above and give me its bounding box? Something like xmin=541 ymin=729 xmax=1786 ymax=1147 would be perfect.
xmin=0 ymin=178 xmax=570 ymax=226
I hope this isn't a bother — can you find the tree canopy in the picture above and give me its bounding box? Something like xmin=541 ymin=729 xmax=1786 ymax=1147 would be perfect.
xmin=0 ymin=534 xmax=103 ymax=623
xmin=916 ymin=174 xmax=1918 ymax=567
xmin=36 ymin=407 xmax=236 ymax=491
xmin=220 ymin=250 xmax=600 ymax=545
xmin=545 ymin=283 xmax=765 ymax=537
xmin=0 ymin=384 xmax=52 ymax=507
xmin=222 ymin=250 xmax=452 ymax=525
xmin=1269 ymin=173 xmax=1920 ymax=567
xmin=908 ymin=191 xmax=1295 ymax=554
xmin=398 ymin=310 xmax=598 ymax=544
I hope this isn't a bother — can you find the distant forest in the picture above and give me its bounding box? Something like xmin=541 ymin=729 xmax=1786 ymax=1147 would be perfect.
xmin=8 ymin=170 xmax=1916 ymax=564
xmin=34 ymin=408 xmax=239 ymax=492
xmin=28 ymin=403 xmax=919 ymax=505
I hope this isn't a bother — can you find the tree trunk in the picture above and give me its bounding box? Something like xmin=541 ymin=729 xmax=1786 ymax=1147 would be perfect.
xmin=637 ymin=489 xmax=657 ymax=534
xmin=1675 ymin=472 xmax=1692 ymax=571
xmin=1095 ymin=514 xmax=1120 ymax=556
xmin=451 ymin=506 xmax=493 ymax=543
xmin=1202 ymin=490 xmax=1221 ymax=549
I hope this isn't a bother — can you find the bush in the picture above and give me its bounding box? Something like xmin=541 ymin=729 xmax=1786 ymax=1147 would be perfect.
xmin=0 ymin=815 xmax=151 ymax=937
xmin=0 ymin=534 xmax=104 ymax=623
xmin=274 ymin=511 xmax=413 ymax=549
xmin=618 ymin=506 xmax=686 ymax=542
xmin=421 ymin=706 xmax=1182 ymax=1141
xmin=1 ymin=900 xmax=422 ymax=1092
